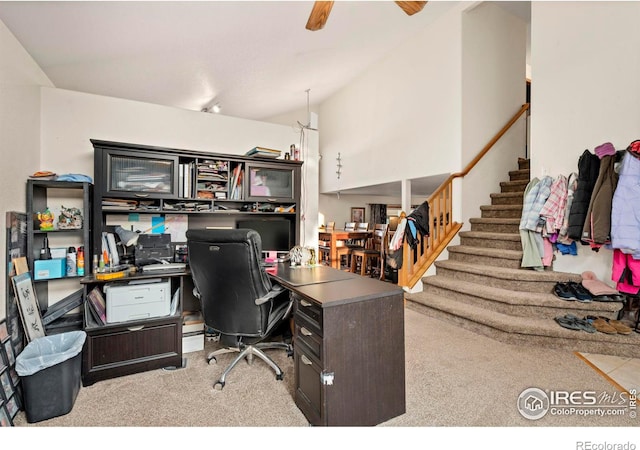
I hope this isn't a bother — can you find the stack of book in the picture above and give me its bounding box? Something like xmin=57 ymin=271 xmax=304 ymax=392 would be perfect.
xmin=245 ymin=146 xmax=281 ymax=159
xmin=86 ymin=286 xmax=107 ymax=325
xmin=182 ymin=310 xmax=204 ymax=353
xmin=229 ymin=164 xmax=244 ymax=200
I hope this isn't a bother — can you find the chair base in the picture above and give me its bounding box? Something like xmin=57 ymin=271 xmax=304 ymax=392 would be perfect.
xmin=207 ymin=342 xmax=293 ymax=389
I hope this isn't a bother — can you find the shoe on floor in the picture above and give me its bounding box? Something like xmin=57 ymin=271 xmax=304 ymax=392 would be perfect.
xmin=607 ymin=319 xmax=632 ymax=335
xmin=567 ymin=281 xmax=593 ymax=302
xmin=554 ymin=315 xmax=582 ymax=331
xmin=553 ymin=282 xmax=576 ymax=300
xmin=586 ymin=317 xmax=617 ymax=334
xmin=555 ymin=314 xmax=596 ymax=333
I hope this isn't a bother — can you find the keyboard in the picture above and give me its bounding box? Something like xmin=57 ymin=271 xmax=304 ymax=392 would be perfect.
xmin=141 ymin=262 xmax=187 ymax=272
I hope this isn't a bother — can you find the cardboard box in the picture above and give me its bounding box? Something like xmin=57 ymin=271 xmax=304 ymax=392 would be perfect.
xmin=182 ymin=331 xmax=204 ymax=353
xmin=34 ymin=258 xmax=66 ymax=280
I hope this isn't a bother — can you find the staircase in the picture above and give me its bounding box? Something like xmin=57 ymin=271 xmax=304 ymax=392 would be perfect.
xmin=405 ymin=158 xmax=640 ymax=358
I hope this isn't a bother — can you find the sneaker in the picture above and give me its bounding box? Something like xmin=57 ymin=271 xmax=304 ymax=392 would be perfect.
xmin=553 ymin=282 xmax=576 ymax=300
xmin=567 ymin=281 xmax=593 ymax=302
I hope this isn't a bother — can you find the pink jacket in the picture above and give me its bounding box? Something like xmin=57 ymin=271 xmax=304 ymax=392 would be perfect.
xmin=612 ymin=249 xmax=640 ymax=294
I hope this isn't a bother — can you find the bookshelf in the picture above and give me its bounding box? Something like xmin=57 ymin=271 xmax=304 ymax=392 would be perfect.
xmin=26 ymin=180 xmax=92 ymax=334
xmin=82 ymin=139 xmax=303 ymax=384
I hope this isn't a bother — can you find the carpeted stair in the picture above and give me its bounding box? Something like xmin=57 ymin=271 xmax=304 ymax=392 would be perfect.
xmin=405 ymin=157 xmax=640 ymax=358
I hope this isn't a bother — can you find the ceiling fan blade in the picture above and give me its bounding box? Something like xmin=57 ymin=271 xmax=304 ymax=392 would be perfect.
xmin=306 ymin=1 xmax=334 ymax=31
xmin=395 ymin=1 xmax=427 ymax=16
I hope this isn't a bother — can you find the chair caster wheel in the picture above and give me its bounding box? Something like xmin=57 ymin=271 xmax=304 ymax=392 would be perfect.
xmin=286 ymin=348 xmax=294 ymax=358
xmin=207 ymin=356 xmax=217 ymax=365
xmin=276 ymin=373 xmax=284 ymax=381
xmin=214 ymin=381 xmax=225 ymax=390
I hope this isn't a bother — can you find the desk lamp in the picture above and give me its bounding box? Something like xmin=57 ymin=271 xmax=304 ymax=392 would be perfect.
xmin=115 ymin=226 xmax=139 ymax=247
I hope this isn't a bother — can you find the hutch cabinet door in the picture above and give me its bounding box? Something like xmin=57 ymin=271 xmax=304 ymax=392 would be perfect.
xmin=102 ymin=149 xmax=179 ymax=199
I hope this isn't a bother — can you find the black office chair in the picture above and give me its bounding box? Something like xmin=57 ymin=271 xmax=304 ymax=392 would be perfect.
xmin=186 ymin=228 xmax=293 ymax=389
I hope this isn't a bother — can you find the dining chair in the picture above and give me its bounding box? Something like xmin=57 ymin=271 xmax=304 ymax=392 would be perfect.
xmin=318 ymin=221 xmax=335 ymax=266
xmin=336 ymin=222 xmax=356 ymax=269
xmin=350 ymin=224 xmax=387 ymax=277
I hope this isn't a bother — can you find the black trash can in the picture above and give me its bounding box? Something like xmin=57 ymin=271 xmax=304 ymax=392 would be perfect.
xmin=15 ymin=330 xmax=86 ymax=423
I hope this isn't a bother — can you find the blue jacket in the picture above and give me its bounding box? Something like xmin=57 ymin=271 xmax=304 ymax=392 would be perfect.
xmin=611 ymin=151 xmax=640 ymax=258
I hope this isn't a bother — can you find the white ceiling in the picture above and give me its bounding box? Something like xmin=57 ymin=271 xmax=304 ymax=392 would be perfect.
xmin=0 ymin=0 xmax=530 ymax=197
xmin=0 ymin=0 xmax=461 ymax=121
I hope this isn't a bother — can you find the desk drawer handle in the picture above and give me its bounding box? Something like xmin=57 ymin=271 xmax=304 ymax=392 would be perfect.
xmin=301 ymin=354 xmax=313 ymax=365
xmin=300 ymin=326 xmax=313 ymax=337
xmin=127 ymin=325 xmax=145 ymax=331
xmin=299 ymin=299 xmax=312 ymax=307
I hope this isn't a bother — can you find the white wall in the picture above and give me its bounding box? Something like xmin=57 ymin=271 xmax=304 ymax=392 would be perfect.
xmin=318 ymin=193 xmax=424 ymax=229
xmin=530 ymin=1 xmax=640 ymax=283
xmin=0 ymin=20 xmax=53 ymax=319
xmin=318 ymin=3 xmax=467 ymax=197
xmin=317 ymin=2 xmax=527 ymax=232
xmin=461 ymin=2 xmax=527 ymax=228
xmin=40 ymin=87 xmax=319 ymax=250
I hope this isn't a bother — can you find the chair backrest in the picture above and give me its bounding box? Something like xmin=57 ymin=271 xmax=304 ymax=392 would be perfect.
xmin=186 ymin=228 xmax=273 ymax=340
xmin=388 ymin=216 xmax=400 ymax=231
xmin=344 ymin=222 xmax=356 ymax=231
xmin=372 ymin=223 xmax=388 ymax=250
xmin=356 ymin=222 xmax=369 ymax=231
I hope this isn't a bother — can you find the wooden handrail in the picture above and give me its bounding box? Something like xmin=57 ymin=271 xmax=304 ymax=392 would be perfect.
xmin=453 ymin=102 xmax=530 ymax=180
xmin=397 ymin=103 xmax=530 ymax=288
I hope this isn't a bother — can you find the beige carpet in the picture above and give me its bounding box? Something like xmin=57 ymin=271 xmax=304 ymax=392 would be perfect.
xmin=11 ymin=306 xmax=638 ymax=438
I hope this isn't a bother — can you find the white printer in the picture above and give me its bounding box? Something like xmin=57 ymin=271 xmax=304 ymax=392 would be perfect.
xmin=105 ymin=279 xmax=171 ymax=323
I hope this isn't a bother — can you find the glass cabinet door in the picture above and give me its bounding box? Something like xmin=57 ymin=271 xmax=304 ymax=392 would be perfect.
xmin=244 ymin=162 xmax=296 ymax=202
xmin=105 ymin=151 xmax=178 ymax=198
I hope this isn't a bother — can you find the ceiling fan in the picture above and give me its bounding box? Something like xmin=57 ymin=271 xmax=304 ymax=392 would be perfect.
xmin=306 ymin=1 xmax=428 ymax=31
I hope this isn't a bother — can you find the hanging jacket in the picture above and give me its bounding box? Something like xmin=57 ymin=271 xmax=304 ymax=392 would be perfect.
xmin=405 ymin=201 xmax=430 ymax=250
xmin=520 ymin=176 xmax=553 ymax=232
xmin=611 ymin=150 xmax=640 ymax=258
xmin=557 ymin=172 xmax=578 ymax=244
xmin=581 ymin=152 xmax=620 ymax=249
xmin=567 ymin=150 xmax=601 ymax=242
xmin=612 ymin=249 xmax=640 ymax=294
xmin=539 ymin=174 xmax=568 ymax=236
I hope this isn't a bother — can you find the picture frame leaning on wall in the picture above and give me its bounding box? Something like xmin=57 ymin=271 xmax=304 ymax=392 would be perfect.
xmin=11 ymin=272 xmax=45 ymax=342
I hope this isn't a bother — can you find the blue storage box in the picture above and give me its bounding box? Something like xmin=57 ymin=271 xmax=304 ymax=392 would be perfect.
xmin=34 ymin=258 xmax=66 ymax=280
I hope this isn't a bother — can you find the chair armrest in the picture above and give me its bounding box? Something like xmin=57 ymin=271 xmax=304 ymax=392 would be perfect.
xmin=255 ymin=283 xmax=285 ymax=305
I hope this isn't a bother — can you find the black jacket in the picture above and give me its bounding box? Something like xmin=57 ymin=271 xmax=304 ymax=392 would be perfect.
xmin=405 ymin=201 xmax=430 ymax=249
xmin=567 ymin=149 xmax=601 ymax=242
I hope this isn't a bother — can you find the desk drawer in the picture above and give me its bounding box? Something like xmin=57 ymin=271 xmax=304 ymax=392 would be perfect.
xmin=295 ymin=322 xmax=322 ymax=362
xmin=294 ymin=295 xmax=322 ymax=335
xmin=294 ymin=345 xmax=323 ymax=426
xmin=82 ymin=313 xmax=181 ymax=385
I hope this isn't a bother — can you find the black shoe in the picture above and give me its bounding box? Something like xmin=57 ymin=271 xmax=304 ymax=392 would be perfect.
xmin=553 ymin=282 xmax=576 ymax=300
xmin=567 ymin=281 xmax=593 ymax=302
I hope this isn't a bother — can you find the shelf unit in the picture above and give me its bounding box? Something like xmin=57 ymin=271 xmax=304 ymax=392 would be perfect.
xmin=85 ymin=139 xmax=302 ymax=384
xmin=91 ymin=139 xmax=302 ymax=259
xmin=26 ymin=180 xmax=92 ymax=330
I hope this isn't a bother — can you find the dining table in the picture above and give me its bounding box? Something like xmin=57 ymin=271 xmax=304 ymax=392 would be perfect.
xmin=318 ymin=228 xmax=372 ymax=270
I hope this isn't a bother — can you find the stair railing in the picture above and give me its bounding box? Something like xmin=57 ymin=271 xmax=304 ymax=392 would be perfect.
xmin=397 ymin=103 xmax=530 ymax=288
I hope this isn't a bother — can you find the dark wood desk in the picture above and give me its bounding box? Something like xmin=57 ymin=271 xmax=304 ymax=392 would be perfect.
xmin=270 ymin=263 xmax=405 ymax=426
xmin=79 ymin=270 xmax=188 ymax=386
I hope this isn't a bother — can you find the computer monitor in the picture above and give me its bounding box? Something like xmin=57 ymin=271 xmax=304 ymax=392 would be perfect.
xmin=236 ymin=219 xmax=292 ymax=257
